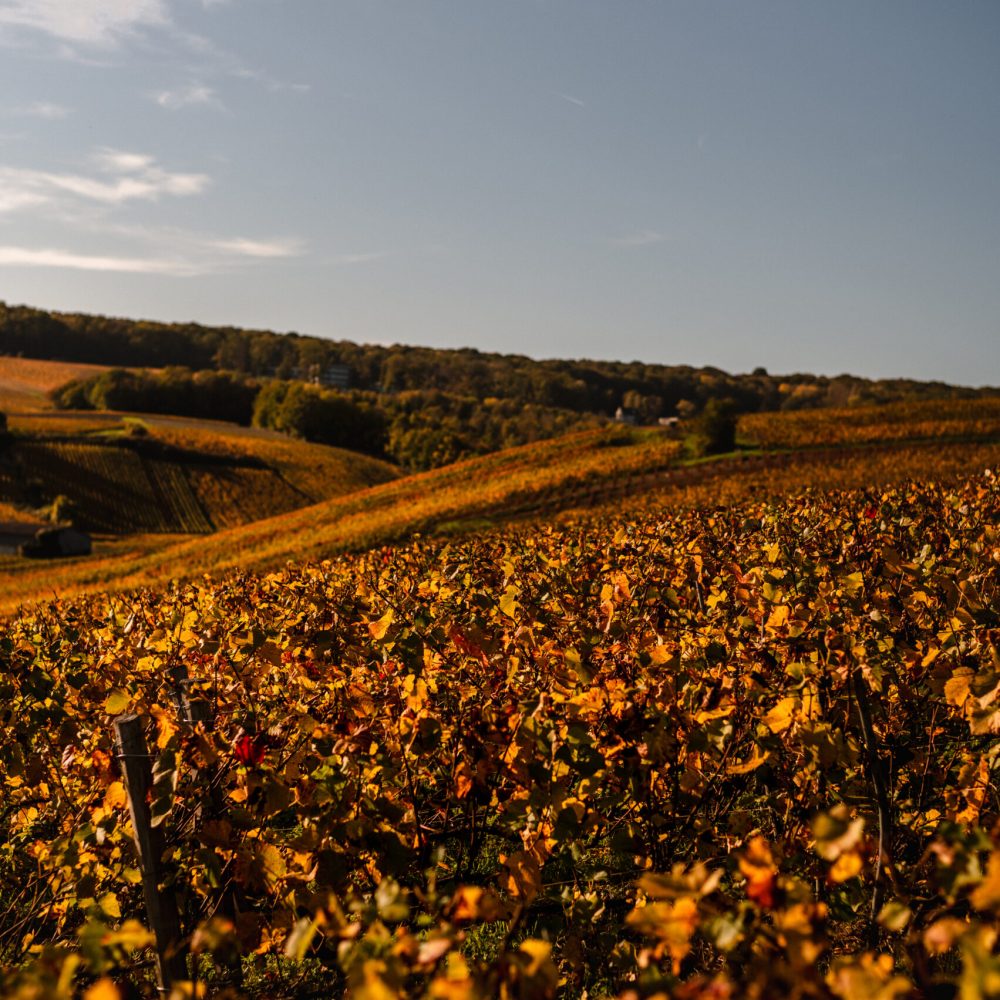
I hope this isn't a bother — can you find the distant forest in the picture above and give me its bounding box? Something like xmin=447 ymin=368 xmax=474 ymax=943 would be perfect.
xmin=52 ymin=367 xmax=602 ymax=471
xmin=4 ymin=299 xmax=997 ymax=470
xmin=3 ymin=300 xmax=993 ymax=416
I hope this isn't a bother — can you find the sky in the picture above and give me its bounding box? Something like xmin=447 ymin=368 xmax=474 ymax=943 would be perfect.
xmin=0 ymin=1 xmax=997 ymax=384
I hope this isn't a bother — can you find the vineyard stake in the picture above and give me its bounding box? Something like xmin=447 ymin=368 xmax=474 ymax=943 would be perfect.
xmin=170 ymin=664 xmax=245 ymax=986
xmin=114 ymin=713 xmax=189 ymax=992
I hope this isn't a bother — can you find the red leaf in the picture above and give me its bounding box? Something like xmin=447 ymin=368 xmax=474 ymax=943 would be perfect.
xmin=234 ymin=734 xmax=266 ymax=767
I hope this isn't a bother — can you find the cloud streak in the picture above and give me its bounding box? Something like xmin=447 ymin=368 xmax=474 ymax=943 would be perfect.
xmin=611 ymin=229 xmax=666 ymax=247
xmin=0 ymin=232 xmax=305 ymax=275
xmin=154 ymin=82 xmax=223 ymax=110
xmin=0 ymin=245 xmax=192 ymax=274
xmin=0 ymin=0 xmax=169 ymax=46
xmin=331 ymin=251 xmax=386 ymax=265
xmin=0 ymin=149 xmax=209 ymax=211
xmin=12 ymin=100 xmax=70 ymax=118
xmin=0 ymin=143 xmax=303 ymax=276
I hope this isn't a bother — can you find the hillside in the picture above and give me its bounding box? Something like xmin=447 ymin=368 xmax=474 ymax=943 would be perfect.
xmin=0 ymin=413 xmax=400 ymax=534
xmin=3 ymin=470 xmax=998 ymax=997
xmin=1 ymin=396 xmax=998 ymax=615
xmin=0 ymin=355 xmax=116 ymax=411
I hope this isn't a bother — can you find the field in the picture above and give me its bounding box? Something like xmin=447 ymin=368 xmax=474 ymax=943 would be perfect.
xmin=738 ymin=397 xmax=1000 ymax=449
xmin=1 ymin=470 xmax=998 ymax=998
xmin=2 ymin=387 xmax=1000 ymax=996
xmin=0 ymin=356 xmax=114 ymax=411
xmin=1 ymin=356 xmax=401 ymax=538
xmin=0 ymin=416 xmax=400 ymax=541
xmin=1 ymin=406 xmax=999 ymax=615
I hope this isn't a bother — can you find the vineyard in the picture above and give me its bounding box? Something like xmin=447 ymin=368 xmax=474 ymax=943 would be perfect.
xmin=0 ymin=426 xmax=399 ymax=540
xmin=1 ymin=470 xmax=998 ymax=998
xmin=8 ymin=441 xmax=213 ymax=534
xmin=1 ymin=428 xmax=999 ymax=617
xmin=0 ymin=357 xmax=114 ymax=412
xmin=3 ymin=372 xmax=1000 ymax=996
xmin=738 ymin=397 xmax=1000 ymax=450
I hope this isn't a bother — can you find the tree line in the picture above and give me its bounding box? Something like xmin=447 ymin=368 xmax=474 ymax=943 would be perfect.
xmin=5 ymin=299 xmax=994 ymax=424
xmin=51 ymin=368 xmax=603 ymax=471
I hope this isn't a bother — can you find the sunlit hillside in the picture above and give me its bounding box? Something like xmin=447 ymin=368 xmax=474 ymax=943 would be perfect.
xmin=2 ymin=398 xmax=999 ymax=616
xmin=0 ymin=356 xmax=115 ymax=411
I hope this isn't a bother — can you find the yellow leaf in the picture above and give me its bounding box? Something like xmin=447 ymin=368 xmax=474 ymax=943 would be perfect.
xmin=626 ymin=897 xmax=699 ymax=973
xmin=84 ymin=979 xmax=123 ymax=1000
xmin=877 ymin=901 xmax=912 ymax=932
xmin=103 ymin=781 xmax=128 ymax=811
xmin=449 ymin=886 xmax=504 ymax=924
xmin=762 ymin=696 xmax=797 ymax=734
xmin=498 ymin=586 xmax=520 ymax=619
xmin=369 ymin=608 xmax=394 ymax=640
xmin=829 ymin=850 xmax=863 ymax=883
xmin=765 ymin=605 xmax=790 ymax=632
xmin=517 ymin=939 xmax=552 ymax=975
xmin=738 ymin=837 xmax=778 ymax=908
xmin=923 ymin=917 xmax=968 ymax=955
xmin=727 ymin=746 xmax=771 ymax=775
xmin=826 ymin=952 xmax=910 ymax=1000
xmin=813 ymin=805 xmax=865 ymax=861
xmin=694 ymin=703 xmax=734 ymax=724
xmin=284 ymin=917 xmax=318 ymax=961
xmin=149 ymin=704 xmax=177 ymax=750
xmin=103 ymin=689 xmax=130 ymax=715
xmin=454 ymin=761 xmax=474 ymax=799
xmin=944 ymin=667 xmax=974 ymax=708
xmin=970 ymin=850 xmax=1000 ymax=912
xmin=500 ymin=850 xmax=542 ymax=904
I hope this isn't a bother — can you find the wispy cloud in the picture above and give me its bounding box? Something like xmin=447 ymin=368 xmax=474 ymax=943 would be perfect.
xmin=11 ymin=100 xmax=70 ymax=118
xmin=0 ymin=189 xmax=47 ymax=212
xmin=0 ymin=246 xmax=193 ymax=274
xmin=0 ymin=0 xmax=169 ymax=46
xmin=0 ymin=143 xmax=302 ymax=276
xmin=211 ymin=237 xmax=303 ymax=258
xmin=153 ymin=82 xmax=223 ymax=110
xmin=0 ymin=148 xmax=209 ymax=210
xmin=555 ymin=92 xmax=586 ymax=109
xmin=611 ymin=229 xmax=666 ymax=248
xmin=331 ymin=251 xmax=386 ymax=265
xmin=0 ymin=230 xmax=305 ymax=276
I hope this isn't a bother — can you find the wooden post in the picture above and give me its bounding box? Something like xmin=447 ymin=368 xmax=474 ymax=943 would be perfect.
xmin=114 ymin=714 xmax=188 ymax=992
xmin=169 ymin=667 xmax=244 ymax=986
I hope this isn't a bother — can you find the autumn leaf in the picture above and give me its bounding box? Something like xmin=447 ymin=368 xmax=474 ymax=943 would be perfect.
xmin=369 ymin=608 xmax=394 ymax=640
xmin=739 ymin=837 xmax=778 ymax=909
xmin=500 ymin=850 xmax=542 ymax=905
xmin=103 ymin=689 xmax=130 ymax=715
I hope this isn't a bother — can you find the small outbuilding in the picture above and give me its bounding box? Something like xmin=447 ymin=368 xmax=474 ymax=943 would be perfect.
xmin=19 ymin=526 xmax=92 ymax=559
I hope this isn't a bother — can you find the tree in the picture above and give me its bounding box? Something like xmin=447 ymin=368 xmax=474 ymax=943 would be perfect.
xmin=686 ymin=398 xmax=737 ymax=457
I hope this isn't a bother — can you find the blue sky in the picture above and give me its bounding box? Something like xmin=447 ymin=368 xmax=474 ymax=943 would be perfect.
xmin=0 ymin=1 xmax=997 ymax=384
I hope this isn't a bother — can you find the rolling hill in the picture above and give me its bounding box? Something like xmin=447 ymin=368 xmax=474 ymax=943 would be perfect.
xmin=1 ymin=396 xmax=998 ymax=615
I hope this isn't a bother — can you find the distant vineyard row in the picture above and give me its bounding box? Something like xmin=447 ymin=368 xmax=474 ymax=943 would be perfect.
xmin=738 ymin=396 xmax=1000 ymax=449
xmin=0 ymin=440 xmax=307 ymax=533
